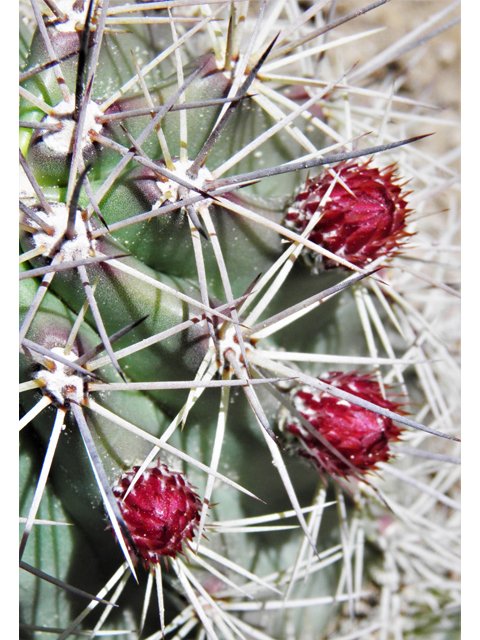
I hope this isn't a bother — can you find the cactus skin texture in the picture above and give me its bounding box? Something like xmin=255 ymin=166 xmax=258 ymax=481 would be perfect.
xmin=19 ymin=2 xmax=460 ymax=640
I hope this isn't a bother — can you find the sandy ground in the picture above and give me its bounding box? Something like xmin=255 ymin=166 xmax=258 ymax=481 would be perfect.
xmin=334 ymin=0 xmax=460 ymax=156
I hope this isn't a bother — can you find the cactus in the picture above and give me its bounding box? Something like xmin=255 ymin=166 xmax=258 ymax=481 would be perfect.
xmin=278 ymin=371 xmax=405 ymax=478
xmin=19 ymin=1 xmax=460 ymax=639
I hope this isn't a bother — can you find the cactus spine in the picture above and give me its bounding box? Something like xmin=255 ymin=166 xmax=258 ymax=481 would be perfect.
xmin=20 ymin=1 xmax=460 ymax=639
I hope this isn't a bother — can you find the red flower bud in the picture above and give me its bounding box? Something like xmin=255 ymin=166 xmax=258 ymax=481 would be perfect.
xmin=112 ymin=463 xmax=201 ymax=567
xmin=284 ymin=161 xmax=411 ymax=270
xmin=280 ymin=372 xmax=403 ymax=477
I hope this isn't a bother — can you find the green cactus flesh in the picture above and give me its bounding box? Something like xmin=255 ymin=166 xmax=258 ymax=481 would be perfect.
xmin=19 ymin=2 xmax=460 ymax=639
